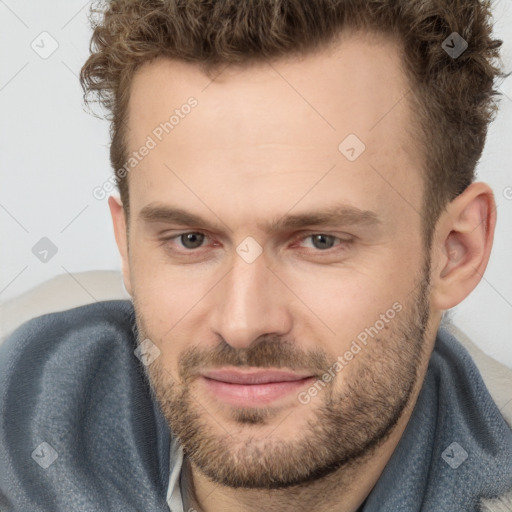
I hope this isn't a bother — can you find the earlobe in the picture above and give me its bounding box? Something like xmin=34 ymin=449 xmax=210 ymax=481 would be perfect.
xmin=108 ymin=195 xmax=133 ymax=296
xmin=431 ymin=182 xmax=496 ymax=311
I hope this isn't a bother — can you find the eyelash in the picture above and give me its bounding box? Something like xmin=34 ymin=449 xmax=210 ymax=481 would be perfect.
xmin=160 ymin=231 xmax=353 ymax=255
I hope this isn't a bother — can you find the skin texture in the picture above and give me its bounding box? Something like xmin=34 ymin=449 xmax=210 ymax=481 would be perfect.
xmin=108 ymin=31 xmax=496 ymax=512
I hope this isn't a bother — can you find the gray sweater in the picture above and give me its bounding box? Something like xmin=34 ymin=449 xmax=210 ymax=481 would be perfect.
xmin=0 ymin=300 xmax=511 ymax=511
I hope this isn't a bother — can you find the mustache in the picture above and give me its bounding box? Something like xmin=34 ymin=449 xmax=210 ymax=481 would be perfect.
xmin=161 ymin=335 xmax=332 ymax=384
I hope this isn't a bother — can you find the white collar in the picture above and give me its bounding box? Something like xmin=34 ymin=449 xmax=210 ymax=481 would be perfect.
xmin=166 ymin=433 xmax=186 ymax=512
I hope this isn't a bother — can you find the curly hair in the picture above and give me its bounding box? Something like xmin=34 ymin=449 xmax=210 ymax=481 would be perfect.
xmin=80 ymin=0 xmax=505 ymax=245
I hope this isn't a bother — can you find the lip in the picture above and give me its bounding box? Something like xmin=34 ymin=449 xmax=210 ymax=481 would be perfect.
xmin=202 ymin=368 xmax=314 ymax=385
xmin=200 ymin=368 xmax=316 ymax=406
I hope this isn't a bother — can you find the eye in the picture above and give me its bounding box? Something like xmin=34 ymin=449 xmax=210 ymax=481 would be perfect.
xmin=299 ymin=234 xmax=341 ymax=251
xmin=290 ymin=232 xmax=354 ymax=254
xmin=175 ymin=232 xmax=207 ymax=250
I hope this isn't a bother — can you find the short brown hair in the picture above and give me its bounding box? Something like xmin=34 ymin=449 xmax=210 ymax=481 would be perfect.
xmin=80 ymin=0 xmax=505 ymax=246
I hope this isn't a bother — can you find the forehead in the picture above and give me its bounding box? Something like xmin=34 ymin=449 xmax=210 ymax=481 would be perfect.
xmin=125 ymin=31 xmax=423 ymax=230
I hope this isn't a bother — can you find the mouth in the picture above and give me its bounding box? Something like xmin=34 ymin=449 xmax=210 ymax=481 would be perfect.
xmin=200 ymin=368 xmax=316 ymax=406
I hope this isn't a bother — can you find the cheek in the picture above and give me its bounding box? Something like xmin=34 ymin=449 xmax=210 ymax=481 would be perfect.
xmin=130 ymin=249 xmax=217 ymax=360
xmin=130 ymin=256 xmax=183 ymax=327
xmin=281 ymin=247 xmax=421 ymax=343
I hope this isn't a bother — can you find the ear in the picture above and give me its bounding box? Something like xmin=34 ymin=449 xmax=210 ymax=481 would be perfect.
xmin=108 ymin=195 xmax=133 ymax=296
xmin=430 ymin=182 xmax=496 ymax=311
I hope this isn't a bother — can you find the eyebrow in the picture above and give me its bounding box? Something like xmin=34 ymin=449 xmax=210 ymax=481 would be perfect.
xmin=139 ymin=203 xmax=381 ymax=233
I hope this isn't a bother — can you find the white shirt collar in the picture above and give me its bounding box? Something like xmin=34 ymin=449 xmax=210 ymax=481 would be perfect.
xmin=166 ymin=433 xmax=186 ymax=512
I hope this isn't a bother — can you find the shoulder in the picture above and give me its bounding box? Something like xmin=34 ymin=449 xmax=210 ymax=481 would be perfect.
xmin=435 ymin=323 xmax=512 ymax=511
xmin=0 ymin=299 xmax=138 ymax=424
xmin=440 ymin=322 xmax=512 ymax=429
xmin=0 ymin=298 xmax=137 ymax=397
xmin=0 ymin=299 xmax=136 ymax=384
xmin=0 ymin=300 xmax=170 ymax=510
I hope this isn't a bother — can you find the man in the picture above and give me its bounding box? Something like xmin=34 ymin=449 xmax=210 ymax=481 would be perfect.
xmin=1 ymin=0 xmax=511 ymax=511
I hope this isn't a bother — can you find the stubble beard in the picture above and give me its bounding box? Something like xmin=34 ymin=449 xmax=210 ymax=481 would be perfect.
xmin=135 ymin=262 xmax=431 ymax=490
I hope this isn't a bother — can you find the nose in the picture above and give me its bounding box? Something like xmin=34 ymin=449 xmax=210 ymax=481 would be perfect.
xmin=210 ymin=248 xmax=293 ymax=350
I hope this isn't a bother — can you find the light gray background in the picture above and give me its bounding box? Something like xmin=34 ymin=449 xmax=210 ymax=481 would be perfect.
xmin=1 ymin=0 xmax=511 ymax=367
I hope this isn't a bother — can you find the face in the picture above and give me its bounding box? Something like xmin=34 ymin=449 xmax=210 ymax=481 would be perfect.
xmin=114 ymin=32 xmax=436 ymax=489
